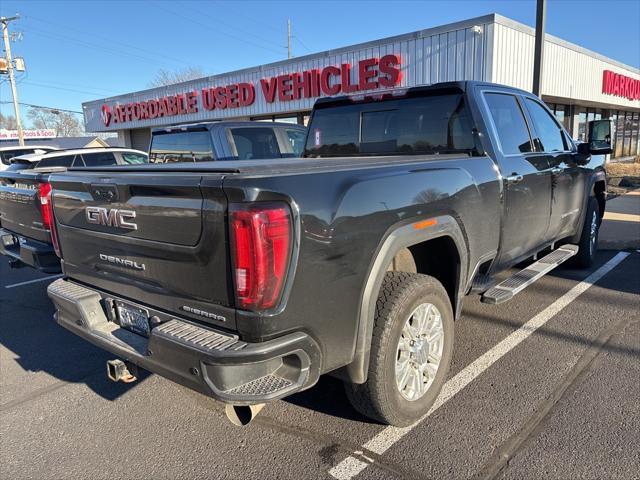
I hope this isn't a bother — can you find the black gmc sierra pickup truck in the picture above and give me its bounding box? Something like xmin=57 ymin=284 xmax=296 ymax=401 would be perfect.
xmin=46 ymin=81 xmax=611 ymax=426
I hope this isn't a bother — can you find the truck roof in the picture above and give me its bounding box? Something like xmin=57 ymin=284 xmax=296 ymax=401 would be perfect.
xmin=152 ymin=120 xmax=306 ymax=134
xmin=313 ymin=80 xmax=533 ymax=108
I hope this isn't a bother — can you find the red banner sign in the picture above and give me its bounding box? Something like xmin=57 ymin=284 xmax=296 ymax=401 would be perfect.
xmin=100 ymin=55 xmax=402 ymax=127
xmin=602 ymin=70 xmax=640 ymax=101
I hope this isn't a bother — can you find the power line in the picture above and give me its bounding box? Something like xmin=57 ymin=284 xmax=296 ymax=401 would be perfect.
xmin=187 ymin=4 xmax=285 ymax=50
xmin=25 ymin=15 xmax=197 ymax=68
xmin=294 ymin=35 xmax=313 ymax=54
xmin=22 ymin=78 xmax=119 ymax=95
xmin=18 ymin=80 xmax=114 ymax=97
xmin=211 ymin=1 xmax=283 ymax=35
xmin=155 ymin=3 xmax=285 ymax=57
xmin=24 ymin=27 xmax=187 ymax=69
xmin=0 ymin=100 xmax=82 ymax=114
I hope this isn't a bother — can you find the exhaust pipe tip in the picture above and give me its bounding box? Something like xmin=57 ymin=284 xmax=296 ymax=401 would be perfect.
xmin=225 ymin=403 xmax=265 ymax=427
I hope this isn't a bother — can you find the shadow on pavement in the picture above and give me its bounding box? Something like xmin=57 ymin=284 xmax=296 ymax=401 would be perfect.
xmin=0 ymin=281 xmax=147 ymax=403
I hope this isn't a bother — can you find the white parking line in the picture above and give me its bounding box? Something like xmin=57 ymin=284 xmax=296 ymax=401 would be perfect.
xmin=328 ymin=252 xmax=630 ymax=479
xmin=4 ymin=275 xmax=63 ymax=289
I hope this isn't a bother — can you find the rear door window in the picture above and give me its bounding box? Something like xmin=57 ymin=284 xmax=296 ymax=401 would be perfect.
xmin=149 ymin=131 xmax=214 ymax=163
xmin=230 ymin=128 xmax=281 ymax=160
xmin=35 ymin=155 xmax=76 ymax=168
xmin=484 ymin=93 xmax=533 ymax=155
xmin=81 ymin=152 xmax=117 ymax=167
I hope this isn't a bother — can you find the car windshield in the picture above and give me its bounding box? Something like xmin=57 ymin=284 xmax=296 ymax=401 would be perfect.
xmin=304 ymin=93 xmax=478 ymax=158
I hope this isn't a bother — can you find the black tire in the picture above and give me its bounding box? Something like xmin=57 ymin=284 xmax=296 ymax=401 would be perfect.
xmin=345 ymin=272 xmax=454 ymax=426
xmin=572 ymin=197 xmax=600 ymax=269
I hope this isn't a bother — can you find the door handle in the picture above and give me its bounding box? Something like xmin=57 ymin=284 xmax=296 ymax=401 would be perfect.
xmin=551 ymin=167 xmax=563 ymax=175
xmin=505 ymin=174 xmax=523 ymax=185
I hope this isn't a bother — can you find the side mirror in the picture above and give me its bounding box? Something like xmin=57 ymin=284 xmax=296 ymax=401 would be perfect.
xmin=587 ymin=119 xmax=613 ymax=155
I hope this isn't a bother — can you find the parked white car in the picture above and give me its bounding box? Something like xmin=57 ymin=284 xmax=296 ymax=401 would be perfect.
xmin=0 ymin=145 xmax=59 ymax=171
xmin=8 ymin=147 xmax=148 ymax=171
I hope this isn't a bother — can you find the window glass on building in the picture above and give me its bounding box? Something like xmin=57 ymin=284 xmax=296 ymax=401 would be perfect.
xmin=81 ymin=152 xmax=117 ymax=167
xmin=484 ymin=93 xmax=533 ymax=155
xmin=623 ymin=112 xmax=633 ymax=157
xmin=284 ymin=128 xmax=306 ymax=156
xmin=525 ymin=99 xmax=567 ymax=152
xmin=230 ymin=128 xmax=281 ymax=160
xmin=149 ymin=131 xmax=214 ymax=163
xmin=630 ymin=112 xmax=639 ymax=157
xmin=576 ymin=108 xmax=587 ymax=142
xmin=614 ymin=111 xmax=626 ymax=158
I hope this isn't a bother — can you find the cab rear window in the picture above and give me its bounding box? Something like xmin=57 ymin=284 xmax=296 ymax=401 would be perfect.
xmin=304 ymin=94 xmax=478 ymax=158
xmin=149 ymin=131 xmax=214 ymax=163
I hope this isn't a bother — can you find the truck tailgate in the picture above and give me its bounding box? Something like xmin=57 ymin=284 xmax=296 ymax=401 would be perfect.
xmin=50 ymin=171 xmax=235 ymax=329
xmin=0 ymin=171 xmax=50 ymax=242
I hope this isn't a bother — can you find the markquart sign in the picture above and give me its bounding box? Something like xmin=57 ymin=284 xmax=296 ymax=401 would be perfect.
xmin=100 ymin=55 xmax=402 ymax=127
xmin=602 ymin=70 xmax=640 ymax=101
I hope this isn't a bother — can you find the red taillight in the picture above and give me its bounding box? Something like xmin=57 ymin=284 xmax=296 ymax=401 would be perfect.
xmin=38 ymin=182 xmax=61 ymax=257
xmin=38 ymin=182 xmax=53 ymax=230
xmin=230 ymin=203 xmax=293 ymax=311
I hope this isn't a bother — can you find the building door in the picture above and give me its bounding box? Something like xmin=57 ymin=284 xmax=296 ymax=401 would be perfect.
xmin=523 ymin=98 xmax=586 ymax=242
xmin=482 ymin=92 xmax=552 ymax=267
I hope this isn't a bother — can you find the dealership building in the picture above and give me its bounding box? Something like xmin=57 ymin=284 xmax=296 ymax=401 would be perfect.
xmin=83 ymin=13 xmax=640 ymax=158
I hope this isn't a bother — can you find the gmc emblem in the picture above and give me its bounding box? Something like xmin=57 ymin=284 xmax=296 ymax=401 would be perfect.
xmin=86 ymin=207 xmax=137 ymax=230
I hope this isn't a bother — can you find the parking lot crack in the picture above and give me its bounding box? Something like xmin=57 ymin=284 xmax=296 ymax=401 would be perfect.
xmin=469 ymin=316 xmax=638 ymax=480
xmin=254 ymin=415 xmax=433 ymax=480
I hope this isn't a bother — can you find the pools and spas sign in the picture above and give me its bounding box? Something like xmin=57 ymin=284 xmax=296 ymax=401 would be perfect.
xmin=99 ymin=55 xmax=402 ymax=127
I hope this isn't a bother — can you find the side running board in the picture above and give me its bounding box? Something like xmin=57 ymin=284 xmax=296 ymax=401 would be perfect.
xmin=481 ymin=244 xmax=579 ymax=305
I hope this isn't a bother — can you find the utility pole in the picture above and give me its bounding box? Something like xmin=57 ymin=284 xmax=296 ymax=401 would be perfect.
xmin=532 ymin=0 xmax=546 ymax=96
xmin=1 ymin=14 xmax=24 ymax=146
xmin=287 ymin=19 xmax=292 ymax=59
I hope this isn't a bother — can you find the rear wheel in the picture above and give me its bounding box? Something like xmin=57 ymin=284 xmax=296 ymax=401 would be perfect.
xmin=572 ymin=197 xmax=600 ymax=268
xmin=345 ymin=272 xmax=454 ymax=426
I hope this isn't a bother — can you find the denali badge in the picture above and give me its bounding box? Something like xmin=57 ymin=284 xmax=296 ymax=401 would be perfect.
xmin=181 ymin=305 xmax=227 ymax=323
xmin=99 ymin=253 xmax=145 ymax=271
xmin=86 ymin=207 xmax=137 ymax=230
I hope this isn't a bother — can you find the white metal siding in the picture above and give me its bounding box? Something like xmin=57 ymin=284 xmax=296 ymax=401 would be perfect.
xmin=491 ymin=22 xmax=640 ymax=109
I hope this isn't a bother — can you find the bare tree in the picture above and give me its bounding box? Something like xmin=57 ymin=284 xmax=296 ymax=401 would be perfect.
xmin=0 ymin=112 xmax=18 ymax=130
xmin=27 ymin=108 xmax=84 ymax=137
xmin=148 ymin=67 xmax=205 ymax=87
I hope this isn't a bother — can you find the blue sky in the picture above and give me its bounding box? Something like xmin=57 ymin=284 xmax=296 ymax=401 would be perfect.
xmin=1 ymin=0 xmax=639 ymax=127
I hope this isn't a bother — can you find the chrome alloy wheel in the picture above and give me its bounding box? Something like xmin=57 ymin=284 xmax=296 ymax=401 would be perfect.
xmin=589 ymin=211 xmax=598 ymax=256
xmin=395 ymin=302 xmax=444 ymax=401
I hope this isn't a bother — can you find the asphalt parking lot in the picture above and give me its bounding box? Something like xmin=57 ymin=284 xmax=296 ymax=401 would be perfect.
xmin=1 ymin=249 xmax=638 ymax=480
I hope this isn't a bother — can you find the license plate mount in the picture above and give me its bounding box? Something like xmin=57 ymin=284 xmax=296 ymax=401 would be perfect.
xmin=115 ymin=301 xmax=150 ymax=336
